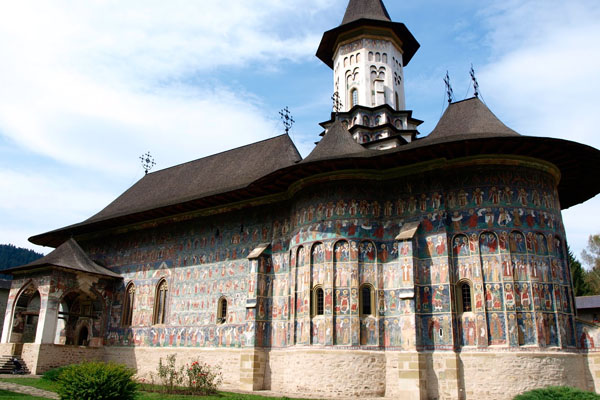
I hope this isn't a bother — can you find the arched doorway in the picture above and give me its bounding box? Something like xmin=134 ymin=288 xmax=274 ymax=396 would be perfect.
xmin=55 ymin=290 xmax=103 ymax=346
xmin=10 ymin=285 xmax=41 ymax=344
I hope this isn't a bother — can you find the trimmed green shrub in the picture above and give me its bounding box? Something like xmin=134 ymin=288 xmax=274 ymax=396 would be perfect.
xmin=41 ymin=366 xmax=69 ymax=381
xmin=57 ymin=361 xmax=138 ymax=400
xmin=514 ymin=386 xmax=600 ymax=400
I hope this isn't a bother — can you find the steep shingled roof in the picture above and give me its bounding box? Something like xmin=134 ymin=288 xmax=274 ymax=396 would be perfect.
xmin=302 ymin=120 xmax=370 ymax=163
xmin=86 ymin=134 xmax=301 ymax=223
xmin=316 ymin=0 xmax=420 ymax=68
xmin=342 ymin=0 xmax=391 ymax=24
xmin=426 ymin=97 xmax=519 ymax=141
xmin=7 ymin=239 xmax=120 ymax=278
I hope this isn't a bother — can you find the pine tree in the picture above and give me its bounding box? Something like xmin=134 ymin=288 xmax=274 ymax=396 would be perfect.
xmin=569 ymin=245 xmax=592 ymax=296
xmin=0 ymin=244 xmax=44 ymax=271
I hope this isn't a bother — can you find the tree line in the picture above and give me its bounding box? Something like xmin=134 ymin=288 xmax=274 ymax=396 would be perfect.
xmin=0 ymin=244 xmax=44 ymax=271
xmin=571 ymin=234 xmax=600 ymax=296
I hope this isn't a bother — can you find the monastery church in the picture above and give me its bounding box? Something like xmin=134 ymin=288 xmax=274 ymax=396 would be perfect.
xmin=3 ymin=1 xmax=600 ymax=399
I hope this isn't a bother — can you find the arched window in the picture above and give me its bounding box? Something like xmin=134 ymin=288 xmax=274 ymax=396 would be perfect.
xmin=360 ymin=284 xmax=374 ymax=316
xmin=313 ymin=286 xmax=324 ymax=316
xmin=217 ymin=297 xmax=227 ymax=324
xmin=457 ymin=280 xmax=473 ymax=313
xmin=153 ymin=279 xmax=168 ymax=325
xmin=350 ymin=89 xmax=358 ymax=107
xmin=395 ymin=92 xmax=400 ymax=111
xmin=122 ymin=283 xmax=135 ymax=327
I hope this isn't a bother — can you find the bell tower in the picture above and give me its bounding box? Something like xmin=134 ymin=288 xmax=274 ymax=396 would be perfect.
xmin=317 ymin=0 xmax=423 ymax=150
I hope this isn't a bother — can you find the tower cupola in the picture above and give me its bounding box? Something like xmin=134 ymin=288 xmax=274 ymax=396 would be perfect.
xmin=317 ymin=0 xmax=422 ymax=150
xmin=317 ymin=0 xmax=419 ymax=112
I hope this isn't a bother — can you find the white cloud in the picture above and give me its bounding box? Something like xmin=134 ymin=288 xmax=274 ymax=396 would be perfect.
xmin=0 ymin=0 xmax=330 ymax=174
xmin=0 ymin=168 xmax=116 ymax=253
xmin=477 ymin=0 xmax=600 ymax=255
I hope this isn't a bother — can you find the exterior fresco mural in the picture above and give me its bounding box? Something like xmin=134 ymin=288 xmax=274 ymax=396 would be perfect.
xmin=6 ymin=163 xmax=586 ymax=353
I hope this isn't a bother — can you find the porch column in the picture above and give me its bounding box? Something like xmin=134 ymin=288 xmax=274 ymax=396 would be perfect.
xmin=35 ymin=294 xmax=58 ymax=344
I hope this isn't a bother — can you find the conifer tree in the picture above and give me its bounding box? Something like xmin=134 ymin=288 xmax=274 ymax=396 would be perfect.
xmin=569 ymin=245 xmax=592 ymax=296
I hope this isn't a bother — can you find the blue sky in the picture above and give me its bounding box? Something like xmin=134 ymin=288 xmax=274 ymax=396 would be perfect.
xmin=0 ymin=0 xmax=598 ymax=262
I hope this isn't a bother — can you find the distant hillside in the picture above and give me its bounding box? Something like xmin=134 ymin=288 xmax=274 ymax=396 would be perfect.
xmin=0 ymin=244 xmax=44 ymax=271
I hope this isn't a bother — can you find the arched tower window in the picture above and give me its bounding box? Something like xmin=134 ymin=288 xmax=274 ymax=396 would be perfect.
xmin=360 ymin=284 xmax=374 ymax=316
xmin=122 ymin=283 xmax=135 ymax=327
xmin=153 ymin=279 xmax=168 ymax=325
xmin=350 ymin=89 xmax=358 ymax=107
xmin=313 ymin=286 xmax=324 ymax=316
xmin=395 ymin=92 xmax=400 ymax=111
xmin=217 ymin=297 xmax=228 ymax=324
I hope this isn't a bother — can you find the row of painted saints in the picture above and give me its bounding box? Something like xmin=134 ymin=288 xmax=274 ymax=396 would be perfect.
xmin=93 ymin=205 xmax=562 ymax=272
xmin=292 ymin=186 xmax=558 ymax=224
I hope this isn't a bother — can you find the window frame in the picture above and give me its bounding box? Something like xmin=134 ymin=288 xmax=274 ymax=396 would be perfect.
xmin=456 ymin=279 xmax=473 ymax=314
xmin=121 ymin=282 xmax=135 ymax=327
xmin=359 ymin=283 xmax=375 ymax=317
xmin=217 ymin=297 xmax=228 ymax=324
xmin=153 ymin=279 xmax=168 ymax=325
xmin=312 ymin=286 xmax=325 ymax=317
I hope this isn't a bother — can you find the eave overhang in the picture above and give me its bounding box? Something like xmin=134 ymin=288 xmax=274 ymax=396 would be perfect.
xmin=29 ymin=134 xmax=600 ymax=249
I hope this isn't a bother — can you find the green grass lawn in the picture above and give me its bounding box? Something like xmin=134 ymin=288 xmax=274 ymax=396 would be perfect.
xmin=0 ymin=389 xmax=51 ymax=400
xmin=0 ymin=377 xmax=310 ymax=400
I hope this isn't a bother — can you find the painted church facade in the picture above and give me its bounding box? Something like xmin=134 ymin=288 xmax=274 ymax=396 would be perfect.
xmin=3 ymin=1 xmax=600 ymax=399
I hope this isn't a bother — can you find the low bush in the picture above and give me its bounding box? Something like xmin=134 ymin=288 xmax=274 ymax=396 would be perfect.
xmin=514 ymin=386 xmax=600 ymax=399
xmin=57 ymin=361 xmax=138 ymax=400
xmin=149 ymin=354 xmax=222 ymax=395
xmin=41 ymin=366 xmax=69 ymax=382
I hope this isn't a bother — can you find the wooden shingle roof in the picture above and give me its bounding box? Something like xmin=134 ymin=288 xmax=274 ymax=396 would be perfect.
xmin=86 ymin=134 xmax=301 ymax=224
xmin=7 ymin=239 xmax=120 ymax=278
xmin=426 ymin=97 xmax=520 ymax=141
xmin=303 ymin=120 xmax=370 ymax=163
xmin=316 ymin=0 xmax=420 ymax=68
xmin=342 ymin=0 xmax=391 ymax=25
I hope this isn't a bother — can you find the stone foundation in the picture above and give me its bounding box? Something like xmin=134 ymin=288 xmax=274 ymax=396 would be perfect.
xmin=103 ymin=346 xmax=245 ymax=389
xmin=266 ymin=349 xmax=386 ymax=397
xmin=21 ymin=344 xmax=103 ymax=374
xmin=8 ymin=344 xmax=600 ymax=398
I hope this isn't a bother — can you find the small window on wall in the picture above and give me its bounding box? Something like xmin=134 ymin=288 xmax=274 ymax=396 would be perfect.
xmin=360 ymin=284 xmax=374 ymax=316
xmin=153 ymin=279 xmax=168 ymax=325
xmin=458 ymin=281 xmax=473 ymax=313
xmin=350 ymin=89 xmax=358 ymax=107
xmin=313 ymin=286 xmax=324 ymax=316
xmin=217 ymin=297 xmax=227 ymax=324
xmin=122 ymin=283 xmax=135 ymax=327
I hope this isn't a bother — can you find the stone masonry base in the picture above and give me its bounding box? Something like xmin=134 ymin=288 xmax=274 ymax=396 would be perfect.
xmin=4 ymin=344 xmax=600 ymax=399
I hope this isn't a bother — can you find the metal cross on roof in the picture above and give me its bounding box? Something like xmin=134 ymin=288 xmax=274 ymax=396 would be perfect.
xmin=444 ymin=71 xmax=454 ymax=104
xmin=139 ymin=151 xmax=156 ymax=175
xmin=279 ymin=106 xmax=295 ymax=135
xmin=331 ymin=91 xmax=343 ymax=113
xmin=470 ymin=64 xmax=480 ymax=98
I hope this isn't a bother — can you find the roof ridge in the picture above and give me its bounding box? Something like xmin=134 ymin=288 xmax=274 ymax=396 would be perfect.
xmin=147 ymin=133 xmax=294 ymax=176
